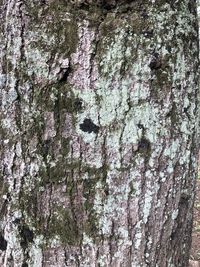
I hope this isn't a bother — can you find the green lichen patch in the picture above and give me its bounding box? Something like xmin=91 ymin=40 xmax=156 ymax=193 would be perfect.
xmin=49 ymin=162 xmax=67 ymax=184
xmin=34 ymin=85 xmax=59 ymax=113
xmin=18 ymin=189 xmax=38 ymax=222
xmin=38 ymin=150 xmax=69 ymax=186
xmin=15 ymin=189 xmax=43 ymax=243
xmin=34 ymin=83 xmax=81 ymax=117
xmin=150 ymin=69 xmax=173 ymax=102
xmin=60 ymin=137 xmax=71 ymax=155
xmin=25 ymin=1 xmax=79 ymax=58
xmin=64 ymin=96 xmax=83 ymax=113
xmin=83 ymin=177 xmax=100 ymax=238
xmin=47 ymin=207 xmax=80 ymax=245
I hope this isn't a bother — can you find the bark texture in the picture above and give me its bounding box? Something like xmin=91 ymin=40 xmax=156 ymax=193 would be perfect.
xmin=0 ymin=0 xmax=199 ymax=266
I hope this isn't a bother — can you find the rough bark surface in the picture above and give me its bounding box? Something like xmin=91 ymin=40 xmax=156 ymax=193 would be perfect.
xmin=0 ymin=0 xmax=199 ymax=266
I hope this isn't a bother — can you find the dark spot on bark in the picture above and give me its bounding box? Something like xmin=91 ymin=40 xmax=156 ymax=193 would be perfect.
xmin=13 ymin=178 xmax=17 ymax=190
xmin=64 ymin=97 xmax=83 ymax=113
xmin=141 ymin=10 xmax=149 ymax=19
xmin=170 ymin=231 xmax=176 ymax=240
xmin=138 ymin=138 xmax=151 ymax=151
xmin=0 ymin=234 xmax=7 ymax=251
xmin=21 ymin=263 xmax=28 ymax=267
xmin=80 ymin=118 xmax=99 ymax=134
xmin=166 ymin=45 xmax=172 ymax=53
xmin=66 ymin=98 xmax=83 ymax=113
xmin=78 ymin=2 xmax=90 ymax=10
xmin=19 ymin=225 xmax=34 ymax=249
xmin=101 ymin=0 xmax=116 ymax=10
xmin=59 ymin=65 xmax=71 ymax=83
xmin=40 ymin=0 xmax=46 ymax=5
xmin=13 ymin=218 xmax=21 ymax=224
xmin=188 ymin=0 xmax=196 ymax=13
xmin=180 ymin=194 xmax=190 ymax=204
xmin=183 ymin=107 xmax=190 ymax=119
xmin=177 ymin=84 xmax=181 ymax=90
xmin=137 ymin=123 xmax=145 ymax=130
xmin=59 ymin=69 xmax=70 ymax=82
xmin=149 ymin=52 xmax=161 ymax=70
xmin=73 ymin=98 xmax=83 ymax=112
xmin=186 ymin=71 xmax=190 ymax=76
xmin=7 ymin=192 xmax=11 ymax=201
xmin=42 ymin=139 xmax=51 ymax=155
xmin=104 ymin=188 xmax=109 ymax=196
xmin=142 ymin=29 xmax=153 ymax=38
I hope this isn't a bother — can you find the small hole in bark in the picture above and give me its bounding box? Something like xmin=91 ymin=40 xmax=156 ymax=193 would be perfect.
xmin=21 ymin=263 xmax=28 ymax=267
xmin=149 ymin=52 xmax=161 ymax=70
xmin=104 ymin=188 xmax=109 ymax=196
xmin=170 ymin=231 xmax=176 ymax=240
xmin=79 ymin=118 xmax=99 ymax=134
xmin=180 ymin=194 xmax=190 ymax=205
xmin=142 ymin=29 xmax=153 ymax=38
xmin=59 ymin=67 xmax=71 ymax=83
xmin=186 ymin=71 xmax=190 ymax=76
xmin=137 ymin=123 xmax=145 ymax=130
xmin=7 ymin=192 xmax=11 ymax=201
xmin=0 ymin=234 xmax=7 ymax=251
xmin=13 ymin=218 xmax=21 ymax=224
xmin=138 ymin=138 xmax=151 ymax=151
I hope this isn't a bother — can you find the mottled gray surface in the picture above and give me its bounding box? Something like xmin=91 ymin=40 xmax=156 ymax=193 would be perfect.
xmin=0 ymin=0 xmax=199 ymax=266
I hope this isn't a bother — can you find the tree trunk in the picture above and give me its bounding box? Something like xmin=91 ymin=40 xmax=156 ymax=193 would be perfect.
xmin=0 ymin=0 xmax=199 ymax=266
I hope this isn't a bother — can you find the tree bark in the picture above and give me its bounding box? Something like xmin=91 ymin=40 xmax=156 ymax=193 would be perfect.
xmin=0 ymin=0 xmax=199 ymax=266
